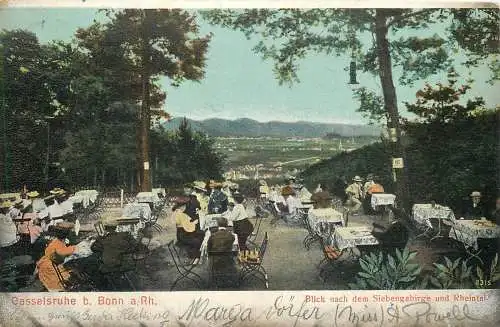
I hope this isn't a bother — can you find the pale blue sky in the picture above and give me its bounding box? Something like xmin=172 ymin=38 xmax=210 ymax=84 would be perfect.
xmin=1 ymin=8 xmax=498 ymax=124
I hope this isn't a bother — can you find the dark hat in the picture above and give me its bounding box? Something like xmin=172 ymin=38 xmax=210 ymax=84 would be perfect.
xmin=103 ymin=220 xmax=119 ymax=227
xmin=54 ymin=222 xmax=75 ymax=230
xmin=281 ymin=186 xmax=295 ymax=196
xmin=172 ymin=196 xmax=190 ymax=204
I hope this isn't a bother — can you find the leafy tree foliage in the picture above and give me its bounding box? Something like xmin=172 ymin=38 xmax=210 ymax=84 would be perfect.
xmin=302 ymin=78 xmax=497 ymax=214
xmin=0 ymin=11 xmax=221 ymax=192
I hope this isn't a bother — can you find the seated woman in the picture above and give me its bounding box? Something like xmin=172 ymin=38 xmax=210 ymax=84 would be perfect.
xmin=0 ymin=201 xmax=20 ymax=259
xmin=172 ymin=200 xmax=204 ymax=259
xmin=36 ymin=222 xmax=77 ymax=291
xmin=224 ymin=193 xmax=253 ymax=251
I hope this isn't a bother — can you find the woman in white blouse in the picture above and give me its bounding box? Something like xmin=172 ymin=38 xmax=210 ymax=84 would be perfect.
xmin=224 ymin=193 xmax=253 ymax=251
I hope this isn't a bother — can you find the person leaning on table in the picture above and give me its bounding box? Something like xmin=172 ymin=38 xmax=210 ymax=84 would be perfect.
xmin=36 ymin=222 xmax=77 ymax=291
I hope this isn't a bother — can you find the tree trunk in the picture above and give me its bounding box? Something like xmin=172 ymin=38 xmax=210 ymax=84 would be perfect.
xmin=139 ymin=9 xmax=152 ymax=192
xmin=375 ymin=9 xmax=410 ymax=212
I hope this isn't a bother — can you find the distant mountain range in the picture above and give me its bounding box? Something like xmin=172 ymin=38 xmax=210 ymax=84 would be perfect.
xmin=162 ymin=117 xmax=380 ymax=138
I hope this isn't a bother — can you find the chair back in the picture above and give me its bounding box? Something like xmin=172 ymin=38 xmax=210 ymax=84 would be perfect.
xmin=51 ymin=261 xmax=72 ymax=290
xmin=94 ymin=221 xmax=105 ymax=236
xmin=258 ymin=232 xmax=269 ymax=260
xmin=167 ymin=240 xmax=187 ymax=274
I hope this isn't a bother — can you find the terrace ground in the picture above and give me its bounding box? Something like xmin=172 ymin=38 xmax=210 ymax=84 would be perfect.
xmin=16 ymin=202 xmax=465 ymax=292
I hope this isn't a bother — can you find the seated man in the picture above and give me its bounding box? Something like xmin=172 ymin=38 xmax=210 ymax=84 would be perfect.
xmin=491 ymin=197 xmax=500 ymax=225
xmin=91 ymin=221 xmax=139 ymax=274
xmin=462 ymin=191 xmax=487 ymax=220
xmin=207 ymin=217 xmax=237 ymax=285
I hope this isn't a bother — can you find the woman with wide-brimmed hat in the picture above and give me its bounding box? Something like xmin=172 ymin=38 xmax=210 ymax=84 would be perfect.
xmin=171 ymin=197 xmax=204 ymax=259
xmin=0 ymin=201 xmax=19 ymax=254
xmin=36 ymin=222 xmax=77 ymax=291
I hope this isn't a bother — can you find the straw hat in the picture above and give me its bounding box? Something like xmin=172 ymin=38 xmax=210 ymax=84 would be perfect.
xmin=54 ymin=221 xmax=75 ymax=230
xmin=281 ymin=186 xmax=295 ymax=196
xmin=470 ymin=191 xmax=481 ymax=197
xmin=192 ymin=181 xmax=206 ymax=191
xmin=172 ymin=196 xmax=190 ymax=204
xmin=14 ymin=199 xmax=23 ymax=207
xmin=50 ymin=188 xmax=66 ymax=196
xmin=259 ymin=179 xmax=267 ymax=186
xmin=27 ymin=191 xmax=39 ymax=198
xmin=0 ymin=201 xmax=12 ymax=209
xmin=212 ymin=181 xmax=223 ymax=188
xmin=353 ymin=176 xmax=363 ymax=182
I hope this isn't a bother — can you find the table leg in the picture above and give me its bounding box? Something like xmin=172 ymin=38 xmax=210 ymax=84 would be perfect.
xmin=430 ymin=218 xmax=443 ymax=241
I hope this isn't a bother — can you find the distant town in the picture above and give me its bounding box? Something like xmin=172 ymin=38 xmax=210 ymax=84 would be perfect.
xmin=214 ymin=136 xmax=378 ymax=181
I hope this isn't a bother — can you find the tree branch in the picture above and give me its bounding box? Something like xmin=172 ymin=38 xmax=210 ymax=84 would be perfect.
xmin=386 ymin=9 xmax=438 ymax=28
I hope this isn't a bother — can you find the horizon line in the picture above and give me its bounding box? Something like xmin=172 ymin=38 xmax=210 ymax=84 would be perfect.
xmin=166 ymin=115 xmax=380 ymax=126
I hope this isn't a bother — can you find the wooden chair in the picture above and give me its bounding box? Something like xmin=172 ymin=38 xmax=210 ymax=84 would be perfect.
xmin=167 ymin=240 xmax=204 ymax=291
xmin=239 ymin=232 xmax=269 ymax=289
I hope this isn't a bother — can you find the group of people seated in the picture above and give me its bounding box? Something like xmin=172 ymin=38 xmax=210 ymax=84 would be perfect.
xmin=344 ymin=174 xmax=385 ymax=215
xmin=172 ymin=180 xmax=254 ymax=262
xmin=0 ymin=187 xmax=79 ymax=260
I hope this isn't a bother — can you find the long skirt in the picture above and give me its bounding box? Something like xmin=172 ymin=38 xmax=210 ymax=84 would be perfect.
xmin=176 ymin=228 xmax=204 ymax=258
xmin=233 ymin=218 xmax=254 ymax=251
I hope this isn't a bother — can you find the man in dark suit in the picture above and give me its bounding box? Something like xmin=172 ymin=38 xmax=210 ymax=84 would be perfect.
xmin=185 ymin=193 xmax=201 ymax=231
xmin=462 ymin=191 xmax=487 ymax=220
xmin=91 ymin=221 xmax=139 ymax=274
xmin=207 ymin=218 xmax=236 ymax=286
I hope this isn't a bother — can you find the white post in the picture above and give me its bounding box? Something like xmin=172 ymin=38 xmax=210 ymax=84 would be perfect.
xmin=120 ymin=189 xmax=124 ymax=208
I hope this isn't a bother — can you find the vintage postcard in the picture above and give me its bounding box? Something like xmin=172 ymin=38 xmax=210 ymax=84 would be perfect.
xmin=0 ymin=1 xmax=498 ymax=326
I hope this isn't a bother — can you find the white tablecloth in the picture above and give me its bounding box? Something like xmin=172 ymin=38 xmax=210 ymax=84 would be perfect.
xmin=449 ymin=220 xmax=500 ymax=250
xmin=122 ymin=203 xmax=152 ymax=221
xmin=152 ymin=188 xmax=166 ymax=197
xmin=115 ymin=220 xmax=145 ymax=239
xmin=72 ymin=190 xmax=99 ymax=208
xmin=412 ymin=204 xmax=455 ymax=229
xmin=200 ymin=213 xmax=234 ymax=230
xmin=136 ymin=192 xmax=162 ymax=205
xmin=371 ymin=194 xmax=396 ymax=210
xmin=308 ymin=208 xmax=344 ymax=235
xmin=64 ymin=238 xmax=96 ymax=263
xmin=199 ymin=230 xmax=239 ymax=263
xmin=331 ymin=226 xmax=379 ymax=250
